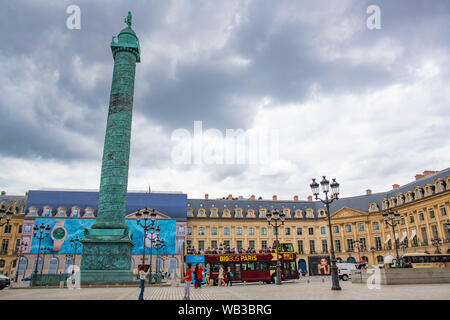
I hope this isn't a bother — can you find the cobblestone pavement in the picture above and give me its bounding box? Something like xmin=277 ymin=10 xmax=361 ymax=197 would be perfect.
xmin=1 ymin=279 xmax=450 ymax=300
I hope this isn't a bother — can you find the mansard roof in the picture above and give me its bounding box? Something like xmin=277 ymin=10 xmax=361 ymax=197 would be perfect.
xmin=25 ymin=189 xmax=187 ymax=220
xmin=188 ymin=167 xmax=450 ymax=219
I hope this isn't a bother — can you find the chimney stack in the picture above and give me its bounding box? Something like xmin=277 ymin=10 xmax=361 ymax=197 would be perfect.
xmin=307 ymin=195 xmax=313 ymax=201
xmin=392 ymin=184 xmax=400 ymax=189
xmin=1 ymin=190 xmax=5 ymax=196
xmin=423 ymin=170 xmax=437 ymax=177
xmin=272 ymin=195 xmax=277 ymax=201
xmin=293 ymin=195 xmax=299 ymax=201
xmin=366 ymin=189 xmax=372 ymax=195
xmin=205 ymin=193 xmax=209 ymax=199
xmin=227 ymin=194 xmax=233 ymax=200
xmin=250 ymin=195 xmax=255 ymax=200
xmin=415 ymin=174 xmax=424 ymax=181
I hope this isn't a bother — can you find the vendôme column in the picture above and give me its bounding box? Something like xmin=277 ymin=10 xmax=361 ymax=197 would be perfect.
xmin=80 ymin=12 xmax=140 ymax=283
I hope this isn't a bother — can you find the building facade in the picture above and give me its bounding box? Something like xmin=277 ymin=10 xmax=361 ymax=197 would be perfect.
xmin=0 ymin=193 xmax=26 ymax=277
xmin=186 ymin=169 xmax=450 ymax=272
xmin=17 ymin=190 xmax=187 ymax=280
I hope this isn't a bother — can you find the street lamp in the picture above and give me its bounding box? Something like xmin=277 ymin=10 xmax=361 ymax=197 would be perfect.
xmin=70 ymin=237 xmax=82 ymax=272
xmin=32 ymin=223 xmax=51 ymax=286
xmin=382 ymin=210 xmax=401 ymax=267
xmin=310 ymin=176 xmax=341 ymax=291
xmin=40 ymin=247 xmax=51 ymax=275
xmin=0 ymin=205 xmax=14 ymax=227
xmin=136 ymin=208 xmax=158 ymax=283
xmin=353 ymin=240 xmax=361 ymax=261
xmin=266 ymin=208 xmax=285 ymax=285
xmin=14 ymin=241 xmax=28 ymax=282
xmin=431 ymin=238 xmax=442 ymax=253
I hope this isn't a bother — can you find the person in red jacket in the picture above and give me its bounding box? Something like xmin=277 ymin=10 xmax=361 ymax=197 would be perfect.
xmin=183 ymin=263 xmax=193 ymax=300
xmin=196 ymin=264 xmax=203 ymax=288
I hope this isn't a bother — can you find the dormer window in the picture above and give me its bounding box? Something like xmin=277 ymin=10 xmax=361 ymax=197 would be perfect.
xmin=43 ymin=208 xmax=51 ymax=217
xmin=58 ymin=208 xmax=65 ymax=216
xmin=306 ymin=209 xmax=314 ymax=218
xmin=187 ymin=208 xmax=193 ymax=217
xmin=72 ymin=208 xmax=79 ymax=217
xmin=210 ymin=208 xmax=218 ymax=217
xmin=259 ymin=209 xmax=266 ymax=218
xmin=235 ymin=209 xmax=243 ymax=218
xmin=295 ymin=210 xmax=302 ymax=218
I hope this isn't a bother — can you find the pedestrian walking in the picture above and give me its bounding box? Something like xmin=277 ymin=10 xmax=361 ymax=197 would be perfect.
xmin=196 ymin=264 xmax=203 ymax=288
xmin=183 ymin=263 xmax=193 ymax=300
xmin=205 ymin=264 xmax=211 ymax=287
xmin=226 ymin=266 xmax=233 ymax=286
xmin=194 ymin=264 xmax=199 ymax=288
xmin=218 ymin=264 xmax=225 ymax=287
xmin=138 ymin=265 xmax=149 ymax=300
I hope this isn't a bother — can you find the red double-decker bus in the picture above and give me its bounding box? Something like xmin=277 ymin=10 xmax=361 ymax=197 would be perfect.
xmin=204 ymin=242 xmax=299 ymax=285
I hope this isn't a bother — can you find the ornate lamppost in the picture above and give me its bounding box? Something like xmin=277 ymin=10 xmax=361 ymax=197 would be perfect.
xmin=135 ymin=208 xmax=157 ymax=268
xmin=70 ymin=237 xmax=82 ymax=272
xmin=0 ymin=205 xmax=13 ymax=227
xmin=155 ymin=238 xmax=166 ymax=274
xmin=310 ymin=176 xmax=341 ymax=291
xmin=40 ymin=247 xmax=51 ymax=275
xmin=266 ymin=208 xmax=285 ymax=285
xmin=382 ymin=210 xmax=401 ymax=267
xmin=32 ymin=223 xmax=51 ymax=286
xmin=14 ymin=241 xmax=28 ymax=282
xmin=431 ymin=238 xmax=442 ymax=254
xmin=353 ymin=240 xmax=362 ymax=262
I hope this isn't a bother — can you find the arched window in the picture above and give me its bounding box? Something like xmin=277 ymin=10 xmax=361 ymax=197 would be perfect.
xmin=361 ymin=256 xmax=369 ymax=263
xmin=294 ymin=210 xmax=302 ymax=218
xmin=43 ymin=207 xmax=52 ymax=217
xmin=18 ymin=257 xmax=27 ymax=275
xmin=347 ymin=257 xmax=356 ymax=263
xmin=169 ymin=258 xmax=178 ymax=274
xmin=235 ymin=208 xmax=243 ymax=218
xmin=283 ymin=208 xmax=291 ymax=218
xmin=156 ymin=258 xmax=164 ymax=272
xmin=33 ymin=257 xmax=43 ymax=273
xmin=71 ymin=207 xmax=80 ymax=217
xmin=336 ymin=257 xmax=343 ymax=263
xmin=376 ymin=255 xmax=384 ymax=264
xmin=48 ymin=257 xmax=59 ymax=274
xmin=64 ymin=256 xmax=73 ymax=273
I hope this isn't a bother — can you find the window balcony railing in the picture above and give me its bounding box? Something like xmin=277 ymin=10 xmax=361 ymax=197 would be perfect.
xmin=298 ymin=250 xmax=304 ymax=254
xmin=309 ymin=250 xmax=316 ymax=254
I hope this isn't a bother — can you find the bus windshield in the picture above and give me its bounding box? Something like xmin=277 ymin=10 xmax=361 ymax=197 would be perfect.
xmin=280 ymin=243 xmax=294 ymax=252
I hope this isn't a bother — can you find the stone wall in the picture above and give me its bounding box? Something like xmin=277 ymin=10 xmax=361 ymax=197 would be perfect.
xmin=352 ymin=268 xmax=450 ymax=285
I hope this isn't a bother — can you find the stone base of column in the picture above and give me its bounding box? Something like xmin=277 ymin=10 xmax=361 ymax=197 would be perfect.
xmin=80 ymin=228 xmax=135 ymax=283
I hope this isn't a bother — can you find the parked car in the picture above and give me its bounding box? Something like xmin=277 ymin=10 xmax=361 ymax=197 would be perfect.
xmin=0 ymin=274 xmax=11 ymax=290
xmin=336 ymin=263 xmax=357 ymax=281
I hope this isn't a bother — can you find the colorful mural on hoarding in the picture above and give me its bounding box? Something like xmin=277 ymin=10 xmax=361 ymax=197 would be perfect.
xmin=30 ymin=218 xmax=177 ymax=255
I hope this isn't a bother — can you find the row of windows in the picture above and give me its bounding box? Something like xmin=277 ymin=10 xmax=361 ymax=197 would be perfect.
xmin=187 ymin=207 xmax=321 ymax=219
xmin=381 ymin=179 xmax=448 ymax=210
xmin=1 ymin=224 xmax=22 ymax=234
xmin=188 ymin=226 xmax=328 ymax=236
xmin=28 ymin=206 xmax=94 ymax=217
xmin=188 ymin=223 xmax=450 ymax=252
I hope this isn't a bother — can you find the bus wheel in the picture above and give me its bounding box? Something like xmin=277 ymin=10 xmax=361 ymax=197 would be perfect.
xmin=342 ymin=274 xmax=349 ymax=281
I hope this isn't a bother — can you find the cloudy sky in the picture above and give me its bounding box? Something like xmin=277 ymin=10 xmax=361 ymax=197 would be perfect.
xmin=1 ymin=0 xmax=449 ymax=200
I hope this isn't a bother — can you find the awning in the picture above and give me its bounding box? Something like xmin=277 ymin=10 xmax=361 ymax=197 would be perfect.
xmin=409 ymin=229 xmax=417 ymax=240
xmin=384 ymin=233 xmax=391 ymax=243
xmin=400 ymin=231 xmax=407 ymax=242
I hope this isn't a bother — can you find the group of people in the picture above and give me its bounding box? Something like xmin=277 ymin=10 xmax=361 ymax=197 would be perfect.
xmin=187 ymin=246 xmax=277 ymax=255
xmin=182 ymin=263 xmax=234 ymax=300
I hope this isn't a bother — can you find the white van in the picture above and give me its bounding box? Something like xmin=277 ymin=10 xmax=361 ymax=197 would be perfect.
xmin=336 ymin=263 xmax=357 ymax=281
